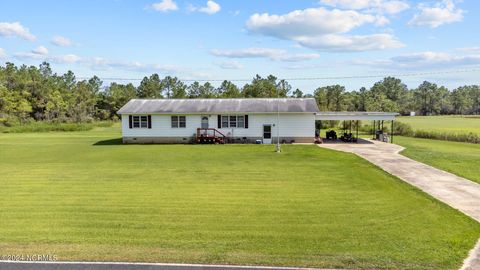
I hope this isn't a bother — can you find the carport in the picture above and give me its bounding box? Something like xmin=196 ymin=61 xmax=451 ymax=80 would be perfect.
xmin=315 ymin=112 xmax=399 ymax=143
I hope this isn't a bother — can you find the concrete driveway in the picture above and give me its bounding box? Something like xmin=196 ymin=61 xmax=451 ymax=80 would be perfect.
xmin=319 ymin=139 xmax=480 ymax=270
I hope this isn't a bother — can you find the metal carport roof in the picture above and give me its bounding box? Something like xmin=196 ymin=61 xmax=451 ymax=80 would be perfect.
xmin=315 ymin=112 xmax=399 ymax=121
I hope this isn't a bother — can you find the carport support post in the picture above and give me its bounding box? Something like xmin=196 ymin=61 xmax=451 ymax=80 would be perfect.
xmin=372 ymin=120 xmax=375 ymax=139
xmin=356 ymin=120 xmax=359 ymax=142
xmin=319 ymin=120 xmax=321 ymax=138
xmin=391 ymin=120 xmax=394 ymax=143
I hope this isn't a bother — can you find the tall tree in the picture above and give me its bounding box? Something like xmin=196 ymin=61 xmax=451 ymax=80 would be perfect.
xmin=217 ymin=80 xmax=241 ymax=98
xmin=103 ymin=82 xmax=137 ymax=117
xmin=137 ymin=74 xmax=162 ymax=98
xmin=369 ymin=77 xmax=409 ymax=113
xmin=276 ymin=79 xmax=292 ymax=97
xmin=314 ymin=85 xmax=346 ymax=111
xmin=242 ymin=75 xmax=288 ymax=98
xmin=291 ymin=88 xmax=304 ymax=98
xmin=198 ymin=82 xmax=216 ymax=98
xmin=467 ymin=85 xmax=480 ymax=114
xmin=414 ymin=81 xmax=438 ymax=116
xmin=161 ymin=76 xmax=186 ymax=98
xmin=187 ymin=81 xmax=202 ymax=98
xmin=451 ymin=87 xmax=470 ymax=115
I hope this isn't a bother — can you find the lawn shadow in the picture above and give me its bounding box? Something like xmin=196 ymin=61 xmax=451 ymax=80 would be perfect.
xmin=93 ymin=138 xmax=123 ymax=146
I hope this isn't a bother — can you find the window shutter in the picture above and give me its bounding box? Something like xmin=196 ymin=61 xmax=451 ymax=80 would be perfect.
xmin=147 ymin=115 xmax=152 ymax=129
xmin=217 ymin=115 xmax=221 ymax=128
xmin=244 ymin=115 xmax=249 ymax=129
xmin=129 ymin=115 xmax=133 ymax=129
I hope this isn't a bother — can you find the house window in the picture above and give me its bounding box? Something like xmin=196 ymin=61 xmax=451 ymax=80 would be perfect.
xmin=140 ymin=116 xmax=148 ymax=128
xmin=132 ymin=115 xmax=150 ymax=129
xmin=221 ymin=116 xmax=229 ymax=128
xmin=171 ymin=116 xmax=186 ymax=128
xmin=221 ymin=115 xmax=246 ymax=128
xmin=237 ymin=116 xmax=245 ymax=128
xmin=229 ymin=115 xmax=237 ymax=128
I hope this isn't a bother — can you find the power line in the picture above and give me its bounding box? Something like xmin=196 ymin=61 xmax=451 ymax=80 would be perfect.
xmin=77 ymin=67 xmax=480 ymax=82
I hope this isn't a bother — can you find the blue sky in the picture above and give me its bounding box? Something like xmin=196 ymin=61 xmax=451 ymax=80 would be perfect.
xmin=0 ymin=0 xmax=479 ymax=93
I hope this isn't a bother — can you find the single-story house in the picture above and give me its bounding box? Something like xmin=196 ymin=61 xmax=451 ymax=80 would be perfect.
xmin=117 ymin=98 xmax=319 ymax=144
xmin=117 ymin=98 xmax=398 ymax=144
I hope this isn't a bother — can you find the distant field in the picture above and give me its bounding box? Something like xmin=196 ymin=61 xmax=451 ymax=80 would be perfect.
xmin=396 ymin=136 xmax=480 ymax=184
xmin=397 ymin=115 xmax=480 ymax=134
xmin=0 ymin=125 xmax=479 ymax=270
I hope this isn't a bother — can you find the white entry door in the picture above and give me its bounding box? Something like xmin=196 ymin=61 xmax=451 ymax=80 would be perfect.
xmin=201 ymin=116 xmax=209 ymax=129
xmin=263 ymin=125 xmax=272 ymax=144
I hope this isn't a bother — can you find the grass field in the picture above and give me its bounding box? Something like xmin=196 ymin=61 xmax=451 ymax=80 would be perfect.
xmin=395 ymin=136 xmax=480 ymax=184
xmin=397 ymin=115 xmax=480 ymax=134
xmin=0 ymin=125 xmax=479 ymax=270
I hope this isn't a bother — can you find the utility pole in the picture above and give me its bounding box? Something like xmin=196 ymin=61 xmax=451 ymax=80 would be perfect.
xmin=276 ymin=88 xmax=281 ymax=153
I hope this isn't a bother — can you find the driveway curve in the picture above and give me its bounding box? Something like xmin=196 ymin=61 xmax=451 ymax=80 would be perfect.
xmin=318 ymin=139 xmax=480 ymax=270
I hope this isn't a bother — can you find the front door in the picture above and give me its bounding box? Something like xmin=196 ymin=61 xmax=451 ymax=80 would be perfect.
xmin=263 ymin=125 xmax=272 ymax=144
xmin=201 ymin=116 xmax=209 ymax=129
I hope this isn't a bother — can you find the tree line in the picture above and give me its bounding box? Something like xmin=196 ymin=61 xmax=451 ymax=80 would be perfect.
xmin=1 ymin=62 xmax=479 ymax=124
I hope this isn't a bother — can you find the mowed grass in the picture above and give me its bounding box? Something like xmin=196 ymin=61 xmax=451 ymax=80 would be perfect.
xmin=395 ymin=136 xmax=480 ymax=184
xmin=0 ymin=125 xmax=479 ymax=270
xmin=397 ymin=115 xmax=480 ymax=134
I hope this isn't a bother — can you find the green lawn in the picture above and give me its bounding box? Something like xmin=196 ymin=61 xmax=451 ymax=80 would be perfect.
xmin=397 ymin=115 xmax=480 ymax=134
xmin=0 ymin=125 xmax=479 ymax=270
xmin=395 ymin=136 xmax=480 ymax=184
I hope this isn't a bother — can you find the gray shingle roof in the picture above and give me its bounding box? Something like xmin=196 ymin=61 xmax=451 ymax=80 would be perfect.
xmin=117 ymin=98 xmax=320 ymax=114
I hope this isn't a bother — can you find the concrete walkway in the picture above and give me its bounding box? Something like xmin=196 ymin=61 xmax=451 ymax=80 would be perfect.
xmin=319 ymin=139 xmax=480 ymax=270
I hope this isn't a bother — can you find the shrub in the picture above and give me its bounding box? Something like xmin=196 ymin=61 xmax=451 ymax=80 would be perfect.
xmin=1 ymin=121 xmax=115 ymax=133
xmin=412 ymin=130 xmax=480 ymax=144
xmin=393 ymin=121 xmax=413 ymax=136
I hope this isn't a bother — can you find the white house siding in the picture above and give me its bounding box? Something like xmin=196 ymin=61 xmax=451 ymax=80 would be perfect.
xmin=216 ymin=113 xmax=314 ymax=142
xmin=121 ymin=113 xmax=315 ymax=144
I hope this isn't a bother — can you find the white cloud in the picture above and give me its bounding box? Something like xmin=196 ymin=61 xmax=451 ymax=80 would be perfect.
xmin=319 ymin=0 xmax=409 ymax=14
xmin=217 ymin=60 xmax=243 ymax=69
xmin=199 ymin=0 xmax=221 ymax=14
xmin=211 ymin=47 xmax=321 ymax=62
xmin=0 ymin=48 xmax=6 ymax=58
xmin=14 ymin=51 xmax=81 ymax=64
xmin=151 ymin=0 xmax=178 ymax=12
xmin=211 ymin=48 xmax=284 ymax=59
xmin=246 ymin=7 xmax=403 ymax=52
xmin=57 ymin=54 xmax=81 ymax=63
xmin=283 ymin=63 xmax=326 ymax=70
xmin=354 ymin=50 xmax=480 ymax=69
xmin=0 ymin=22 xmax=35 ymax=41
xmin=381 ymin=1 xmax=410 ymax=14
xmin=320 ymin=0 xmax=373 ymax=10
xmin=13 ymin=52 xmax=44 ymax=61
xmin=247 ymin=8 xmax=379 ymax=39
xmin=456 ymin=47 xmax=480 ymax=54
xmin=89 ymin=57 xmax=183 ymax=73
xmin=51 ymin=36 xmax=73 ymax=46
xmin=188 ymin=0 xmax=221 ymax=15
xmin=408 ymin=0 xmax=464 ymax=28
xmin=279 ymin=53 xmax=321 ymax=62
xmin=31 ymin=46 xmax=49 ymax=55
xmin=296 ymin=33 xmax=404 ymax=51
xmin=391 ymin=51 xmax=480 ymax=66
